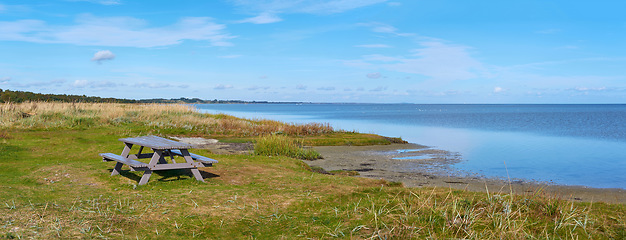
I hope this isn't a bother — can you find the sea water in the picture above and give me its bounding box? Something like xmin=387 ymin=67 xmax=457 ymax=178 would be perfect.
xmin=195 ymin=104 xmax=626 ymax=189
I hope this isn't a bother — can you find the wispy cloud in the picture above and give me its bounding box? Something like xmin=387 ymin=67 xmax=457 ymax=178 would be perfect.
xmin=133 ymin=82 xmax=188 ymax=89
xmin=359 ymin=22 xmax=413 ymax=36
xmin=91 ymin=50 xmax=115 ymax=63
xmin=370 ymin=86 xmax=387 ymax=92
xmin=366 ymin=72 xmax=381 ymax=79
xmin=214 ymin=84 xmax=234 ymax=90
xmin=0 ymin=77 xmax=10 ymax=84
xmin=11 ymin=79 xmax=66 ymax=88
xmin=355 ymin=44 xmax=391 ymax=48
xmin=317 ymin=86 xmax=335 ymax=91
xmin=68 ymin=0 xmax=122 ymax=5
xmin=237 ymin=12 xmax=282 ymax=24
xmin=73 ymin=79 xmax=118 ymax=88
xmin=0 ymin=14 xmax=234 ymax=47
xmin=568 ymin=86 xmax=611 ymax=92
xmin=349 ymin=40 xmax=485 ymax=81
xmin=493 ymin=86 xmax=505 ymax=93
xmin=296 ymin=84 xmax=307 ymax=90
xmin=247 ymin=86 xmax=270 ymax=91
xmin=230 ymin=0 xmax=388 ymax=14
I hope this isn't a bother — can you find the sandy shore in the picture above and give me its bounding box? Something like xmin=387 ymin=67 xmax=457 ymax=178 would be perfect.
xmin=310 ymin=144 xmax=626 ymax=204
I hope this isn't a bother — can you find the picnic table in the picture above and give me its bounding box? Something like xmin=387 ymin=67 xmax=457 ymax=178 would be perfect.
xmin=100 ymin=135 xmax=218 ymax=185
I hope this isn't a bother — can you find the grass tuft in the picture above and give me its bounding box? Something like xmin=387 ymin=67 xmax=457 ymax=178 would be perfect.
xmin=254 ymin=134 xmax=322 ymax=160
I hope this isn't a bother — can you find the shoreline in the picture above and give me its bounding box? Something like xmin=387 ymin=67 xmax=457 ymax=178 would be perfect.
xmin=309 ymin=144 xmax=626 ymax=204
xmin=175 ymin=137 xmax=626 ymax=204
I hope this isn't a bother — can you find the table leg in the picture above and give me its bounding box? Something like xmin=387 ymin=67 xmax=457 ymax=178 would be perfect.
xmin=111 ymin=162 xmax=123 ymax=176
xmin=121 ymin=143 xmax=133 ymax=157
xmin=138 ymin=170 xmax=153 ymax=185
xmin=148 ymin=150 xmax=164 ymax=167
xmin=180 ymin=149 xmax=205 ymax=182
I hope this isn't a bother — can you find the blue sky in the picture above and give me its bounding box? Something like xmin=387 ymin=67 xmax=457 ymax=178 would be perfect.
xmin=1 ymin=0 xmax=625 ymax=103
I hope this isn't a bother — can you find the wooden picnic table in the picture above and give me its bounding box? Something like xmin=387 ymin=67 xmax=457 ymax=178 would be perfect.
xmin=100 ymin=135 xmax=218 ymax=185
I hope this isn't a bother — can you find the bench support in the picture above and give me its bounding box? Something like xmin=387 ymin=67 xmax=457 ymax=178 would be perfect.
xmin=139 ymin=170 xmax=153 ymax=185
xmin=111 ymin=162 xmax=123 ymax=176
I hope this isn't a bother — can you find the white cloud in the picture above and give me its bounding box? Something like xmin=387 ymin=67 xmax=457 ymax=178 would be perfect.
xmin=355 ymin=44 xmax=391 ymax=48
xmin=360 ymin=22 xmax=396 ymax=33
xmin=0 ymin=77 xmax=10 ymax=84
xmin=11 ymin=79 xmax=67 ymax=88
xmin=231 ymin=0 xmax=388 ymax=14
xmin=91 ymin=50 xmax=115 ymax=63
xmin=67 ymin=0 xmax=121 ymax=5
xmin=317 ymin=86 xmax=335 ymax=91
xmin=350 ymin=40 xmax=485 ymax=81
xmin=0 ymin=14 xmax=234 ymax=48
xmin=387 ymin=2 xmax=401 ymax=6
xmin=247 ymin=86 xmax=270 ymax=91
xmin=214 ymin=84 xmax=234 ymax=90
xmin=73 ymin=79 xmax=119 ymax=88
xmin=133 ymin=82 xmax=186 ymax=89
xmin=359 ymin=22 xmax=414 ymax=37
xmin=569 ymin=87 xmax=608 ymax=92
xmin=366 ymin=72 xmax=381 ymax=79
xmin=370 ymin=86 xmax=387 ymax=92
xmin=74 ymin=80 xmax=89 ymax=88
xmin=237 ymin=12 xmax=282 ymax=24
xmin=493 ymin=86 xmax=505 ymax=93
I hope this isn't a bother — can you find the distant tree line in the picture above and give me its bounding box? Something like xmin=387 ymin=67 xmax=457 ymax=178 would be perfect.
xmin=0 ymin=89 xmax=271 ymax=104
xmin=0 ymin=89 xmax=136 ymax=103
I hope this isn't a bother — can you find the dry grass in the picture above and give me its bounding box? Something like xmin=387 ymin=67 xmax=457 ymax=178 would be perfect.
xmin=0 ymin=102 xmax=334 ymax=137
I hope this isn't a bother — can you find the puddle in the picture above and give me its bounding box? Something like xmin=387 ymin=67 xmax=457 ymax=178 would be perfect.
xmin=396 ymin=149 xmax=428 ymax=153
xmin=392 ymin=155 xmax=433 ymax=160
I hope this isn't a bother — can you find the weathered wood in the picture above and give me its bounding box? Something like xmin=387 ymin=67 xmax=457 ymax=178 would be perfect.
xmin=111 ymin=162 xmax=123 ymax=176
xmin=119 ymin=135 xmax=192 ymax=150
xmin=138 ymin=170 xmax=152 ymax=185
xmin=128 ymin=153 xmax=154 ymax=160
xmin=121 ymin=143 xmax=133 ymax=157
xmin=150 ymin=162 xmax=204 ymax=170
xmin=168 ymin=149 xmax=218 ymax=163
xmin=102 ymin=135 xmax=217 ymax=185
xmin=100 ymin=153 xmax=149 ymax=168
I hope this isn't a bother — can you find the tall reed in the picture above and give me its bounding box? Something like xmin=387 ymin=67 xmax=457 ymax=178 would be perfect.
xmin=0 ymin=102 xmax=335 ymax=137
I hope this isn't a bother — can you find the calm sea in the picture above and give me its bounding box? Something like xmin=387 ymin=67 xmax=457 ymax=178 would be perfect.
xmin=195 ymin=104 xmax=626 ymax=189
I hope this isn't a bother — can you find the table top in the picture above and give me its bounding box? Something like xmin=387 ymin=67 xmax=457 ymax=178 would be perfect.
xmin=119 ymin=135 xmax=193 ymax=150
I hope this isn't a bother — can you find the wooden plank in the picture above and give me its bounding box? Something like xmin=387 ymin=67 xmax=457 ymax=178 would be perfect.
xmin=149 ymin=162 xmax=203 ymax=170
xmin=169 ymin=149 xmax=218 ymax=163
xmin=138 ymin=170 xmax=152 ymax=185
xmin=119 ymin=135 xmax=192 ymax=150
xmin=100 ymin=153 xmax=149 ymax=168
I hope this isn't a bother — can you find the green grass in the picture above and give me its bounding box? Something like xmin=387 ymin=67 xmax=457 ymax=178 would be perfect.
xmin=0 ymin=103 xmax=625 ymax=239
xmin=254 ymin=134 xmax=322 ymax=160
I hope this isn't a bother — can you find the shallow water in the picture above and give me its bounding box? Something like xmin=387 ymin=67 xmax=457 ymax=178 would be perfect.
xmin=195 ymin=104 xmax=626 ymax=189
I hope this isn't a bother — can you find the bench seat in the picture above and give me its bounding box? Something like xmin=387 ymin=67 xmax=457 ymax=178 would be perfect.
xmin=100 ymin=153 xmax=149 ymax=168
xmin=168 ymin=149 xmax=219 ymax=164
